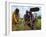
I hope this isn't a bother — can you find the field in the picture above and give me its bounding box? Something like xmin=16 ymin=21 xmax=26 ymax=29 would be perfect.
xmin=12 ymin=18 xmax=41 ymax=31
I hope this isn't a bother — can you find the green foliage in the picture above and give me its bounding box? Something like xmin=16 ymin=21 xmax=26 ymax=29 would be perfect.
xmin=37 ymin=16 xmax=41 ymax=19
xmin=35 ymin=19 xmax=41 ymax=30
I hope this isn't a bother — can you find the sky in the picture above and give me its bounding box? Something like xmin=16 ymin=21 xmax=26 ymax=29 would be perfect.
xmin=11 ymin=6 xmax=41 ymax=18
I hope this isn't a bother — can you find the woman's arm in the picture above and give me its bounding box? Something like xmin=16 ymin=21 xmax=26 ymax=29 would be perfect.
xmin=14 ymin=14 xmax=19 ymax=24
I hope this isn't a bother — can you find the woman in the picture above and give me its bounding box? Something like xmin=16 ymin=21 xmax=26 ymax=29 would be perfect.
xmin=24 ymin=10 xmax=31 ymax=30
xmin=12 ymin=8 xmax=19 ymax=31
xmin=12 ymin=8 xmax=19 ymax=25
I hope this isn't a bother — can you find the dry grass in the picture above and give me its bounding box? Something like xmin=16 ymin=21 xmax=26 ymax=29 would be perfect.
xmin=12 ymin=18 xmax=41 ymax=31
